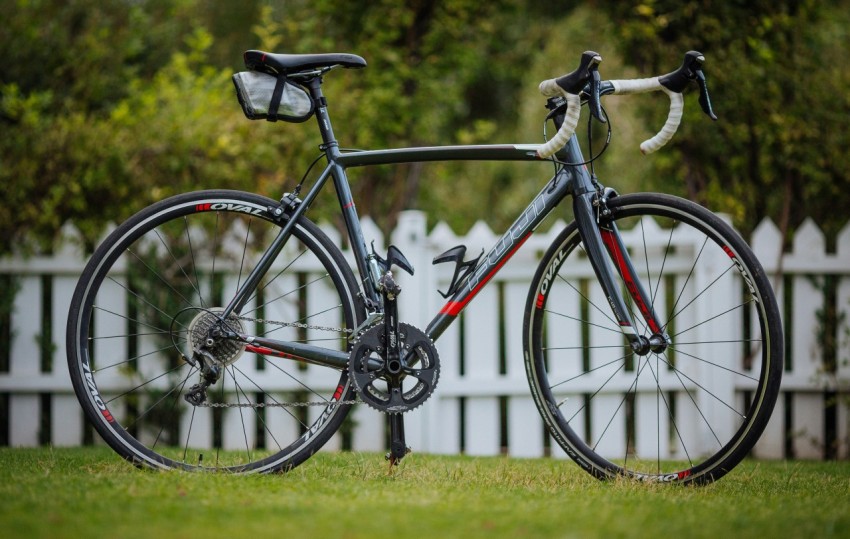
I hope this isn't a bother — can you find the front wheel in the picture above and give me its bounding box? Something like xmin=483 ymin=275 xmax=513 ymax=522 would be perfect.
xmin=524 ymin=193 xmax=783 ymax=484
xmin=67 ymin=190 xmax=364 ymax=472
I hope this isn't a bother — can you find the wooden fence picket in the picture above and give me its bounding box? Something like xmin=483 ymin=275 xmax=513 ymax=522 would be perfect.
xmin=1 ymin=211 xmax=848 ymax=460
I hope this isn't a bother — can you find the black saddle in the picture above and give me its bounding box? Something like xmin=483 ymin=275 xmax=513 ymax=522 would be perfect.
xmin=243 ymin=50 xmax=367 ymax=75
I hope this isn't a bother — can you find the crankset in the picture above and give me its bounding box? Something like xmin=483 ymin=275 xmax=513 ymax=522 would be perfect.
xmin=349 ymin=322 xmax=439 ymax=413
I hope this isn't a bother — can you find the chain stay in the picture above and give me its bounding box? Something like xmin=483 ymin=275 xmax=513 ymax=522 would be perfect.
xmin=199 ymin=314 xmax=357 ymax=408
xmin=199 ymin=399 xmax=358 ymax=408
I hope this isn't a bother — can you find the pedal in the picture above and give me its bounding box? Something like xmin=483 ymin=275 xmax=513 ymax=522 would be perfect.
xmin=432 ymin=245 xmax=482 ymax=298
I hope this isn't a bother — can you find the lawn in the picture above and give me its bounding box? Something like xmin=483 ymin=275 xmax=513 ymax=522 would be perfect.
xmin=1 ymin=447 xmax=848 ymax=538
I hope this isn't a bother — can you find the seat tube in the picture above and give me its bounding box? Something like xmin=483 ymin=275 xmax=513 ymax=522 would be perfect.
xmin=307 ymin=77 xmax=379 ymax=305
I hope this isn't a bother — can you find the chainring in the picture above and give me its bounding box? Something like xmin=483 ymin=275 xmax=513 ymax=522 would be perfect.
xmin=349 ymin=323 xmax=439 ymax=413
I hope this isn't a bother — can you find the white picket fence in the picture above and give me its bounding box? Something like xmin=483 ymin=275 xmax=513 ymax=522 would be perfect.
xmin=1 ymin=211 xmax=849 ymax=460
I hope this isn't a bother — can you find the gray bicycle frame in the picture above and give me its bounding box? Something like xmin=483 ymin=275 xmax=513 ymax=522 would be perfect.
xmin=221 ymin=77 xmax=656 ymax=369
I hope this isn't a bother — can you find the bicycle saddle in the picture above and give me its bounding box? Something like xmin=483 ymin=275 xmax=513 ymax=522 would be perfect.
xmin=244 ymin=50 xmax=367 ymax=75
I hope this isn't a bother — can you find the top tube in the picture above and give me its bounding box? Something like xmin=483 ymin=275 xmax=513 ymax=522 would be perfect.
xmin=335 ymin=145 xmax=556 ymax=167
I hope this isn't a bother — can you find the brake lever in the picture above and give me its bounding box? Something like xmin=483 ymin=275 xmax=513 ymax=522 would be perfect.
xmin=659 ymin=51 xmax=718 ymax=122
xmin=695 ymin=69 xmax=718 ymax=121
xmin=589 ymin=65 xmax=607 ymax=123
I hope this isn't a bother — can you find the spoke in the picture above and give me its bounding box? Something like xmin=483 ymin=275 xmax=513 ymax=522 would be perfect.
xmin=225 ymin=366 xmax=253 ymax=463
xmin=89 ymin=331 xmax=177 ymax=341
xmin=591 ymin=389 xmax=628 ymax=454
xmin=211 ymin=212 xmax=220 ymax=291
xmin=664 ymin=351 xmax=724 ymax=448
xmin=151 ymin=367 xmax=196 ymax=451
xmin=672 ymin=298 xmax=754 ymax=342
xmin=620 ymin=218 xmax=674 ymax=338
xmin=550 ymin=353 xmax=631 ymax=390
xmin=651 ymin=220 xmax=676 ymax=316
xmin=544 ymin=309 xmax=623 ymax=337
xmin=667 ymin=345 xmax=760 ymax=382
xmin=93 ymin=342 xmax=185 ymax=372
xmin=673 ymin=338 xmax=763 ymax=346
xmin=544 ymin=344 xmax=628 ymax=351
xmin=118 ymin=364 xmax=195 ymax=434
xmin=231 ymin=364 xmax=287 ymax=451
xmin=655 ymin=354 xmax=745 ymax=420
xmin=97 ymin=288 xmax=183 ymax=334
xmin=644 ymin=355 xmax=693 ymax=469
xmin=301 ymin=304 xmax=344 ymax=325
xmin=104 ymin=362 xmax=188 ymax=405
xmin=663 ymin=234 xmax=710 ymax=332
xmin=255 ymin=352 xmax=331 ymax=405
xmin=557 ymin=271 xmax=621 ymax=330
xmin=244 ymin=248 xmax=310 ymax=308
xmin=235 ymin=218 xmax=253 ymax=293
xmin=183 ymin=405 xmax=197 ymax=464
xmin=214 ymin=375 xmax=225 ymax=468
xmin=588 ymin=356 xmax=648 ymax=453
xmin=563 ymin=360 xmax=627 ymax=424
xmin=664 ymin=261 xmax=735 ymax=334
xmin=626 ymin=349 xmax=641 ymax=469
xmin=154 ymin=227 xmax=205 ymax=311
xmin=125 ymin=249 xmax=195 ymax=310
xmin=182 ymin=216 xmax=207 ymax=310
xmin=246 ymin=273 xmax=332 ymax=320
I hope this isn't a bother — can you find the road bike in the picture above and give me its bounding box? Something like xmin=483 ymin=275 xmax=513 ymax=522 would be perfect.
xmin=66 ymin=48 xmax=783 ymax=484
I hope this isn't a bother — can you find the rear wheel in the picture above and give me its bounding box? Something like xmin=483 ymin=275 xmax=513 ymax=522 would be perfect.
xmin=67 ymin=190 xmax=364 ymax=472
xmin=524 ymin=193 xmax=782 ymax=484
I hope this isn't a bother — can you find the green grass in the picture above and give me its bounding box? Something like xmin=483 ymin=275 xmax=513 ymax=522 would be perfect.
xmin=1 ymin=447 xmax=848 ymax=538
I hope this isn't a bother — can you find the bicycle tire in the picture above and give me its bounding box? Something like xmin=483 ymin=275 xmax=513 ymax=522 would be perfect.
xmin=524 ymin=192 xmax=783 ymax=484
xmin=67 ymin=190 xmax=364 ymax=472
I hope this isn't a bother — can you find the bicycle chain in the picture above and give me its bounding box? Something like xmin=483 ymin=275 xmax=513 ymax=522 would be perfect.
xmin=234 ymin=314 xmax=354 ymax=335
xmin=196 ymin=314 xmax=358 ymax=409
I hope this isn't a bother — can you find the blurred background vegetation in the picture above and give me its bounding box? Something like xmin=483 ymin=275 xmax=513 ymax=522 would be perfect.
xmin=2 ymin=0 xmax=848 ymax=255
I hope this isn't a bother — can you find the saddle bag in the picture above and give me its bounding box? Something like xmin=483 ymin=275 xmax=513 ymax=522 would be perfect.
xmin=232 ymin=71 xmax=315 ymax=122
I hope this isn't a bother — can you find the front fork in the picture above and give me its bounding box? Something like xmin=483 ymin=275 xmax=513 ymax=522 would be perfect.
xmin=573 ymin=190 xmax=670 ymax=355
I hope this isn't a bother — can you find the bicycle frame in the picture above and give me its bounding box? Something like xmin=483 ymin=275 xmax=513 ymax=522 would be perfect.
xmin=221 ymin=76 xmax=660 ymax=369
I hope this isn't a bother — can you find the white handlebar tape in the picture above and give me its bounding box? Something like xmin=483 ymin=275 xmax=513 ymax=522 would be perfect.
xmin=538 ymin=78 xmax=562 ymax=97
xmin=610 ymin=77 xmax=661 ymax=94
xmin=610 ymin=77 xmax=684 ymax=154
xmin=536 ymin=80 xmax=581 ymax=159
xmin=639 ymin=88 xmax=683 ymax=154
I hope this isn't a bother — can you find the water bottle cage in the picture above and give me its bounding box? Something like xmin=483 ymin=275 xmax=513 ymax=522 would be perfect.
xmin=432 ymin=245 xmax=483 ymax=299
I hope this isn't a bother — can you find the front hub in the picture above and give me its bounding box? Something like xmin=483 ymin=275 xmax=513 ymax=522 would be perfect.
xmin=632 ymin=333 xmax=671 ymax=356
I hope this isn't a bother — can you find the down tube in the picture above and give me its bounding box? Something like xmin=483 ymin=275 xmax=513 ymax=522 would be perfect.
xmin=426 ymin=167 xmax=574 ymax=341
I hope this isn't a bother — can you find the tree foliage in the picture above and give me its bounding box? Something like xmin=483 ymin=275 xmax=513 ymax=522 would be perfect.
xmin=594 ymin=0 xmax=850 ymax=243
xmin=1 ymin=0 xmax=296 ymax=253
xmin=1 ymin=0 xmax=847 ymax=255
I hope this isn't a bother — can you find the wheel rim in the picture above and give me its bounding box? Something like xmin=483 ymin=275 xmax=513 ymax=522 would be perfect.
xmin=70 ymin=194 xmax=360 ymax=472
xmin=528 ymin=197 xmax=779 ymax=482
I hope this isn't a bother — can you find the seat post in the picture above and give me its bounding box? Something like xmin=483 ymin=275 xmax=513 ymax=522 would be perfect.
xmin=305 ymin=77 xmax=341 ymax=159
